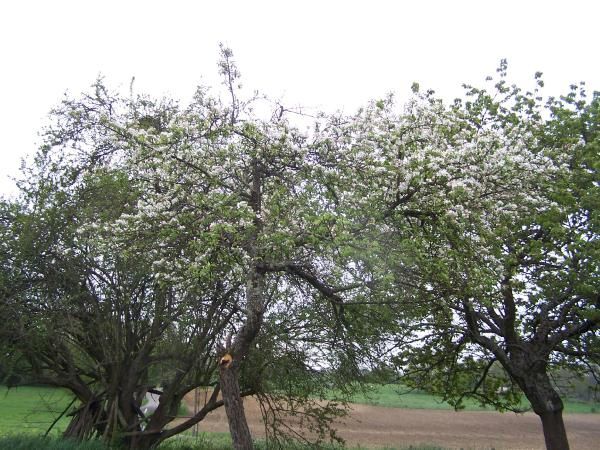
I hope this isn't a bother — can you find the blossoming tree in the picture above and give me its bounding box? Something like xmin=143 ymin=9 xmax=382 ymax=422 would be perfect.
xmin=0 ymin=48 xmax=365 ymax=449
xmin=328 ymin=67 xmax=599 ymax=450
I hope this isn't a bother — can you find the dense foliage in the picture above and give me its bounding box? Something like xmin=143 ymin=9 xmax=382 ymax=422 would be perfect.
xmin=0 ymin=50 xmax=358 ymax=449
xmin=0 ymin=53 xmax=597 ymax=450
xmin=333 ymin=70 xmax=599 ymax=450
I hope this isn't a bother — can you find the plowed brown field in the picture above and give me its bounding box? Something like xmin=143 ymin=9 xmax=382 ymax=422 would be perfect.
xmin=180 ymin=393 xmax=600 ymax=449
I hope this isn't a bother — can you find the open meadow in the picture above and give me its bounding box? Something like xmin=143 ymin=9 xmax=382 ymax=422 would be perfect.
xmin=2 ymin=385 xmax=599 ymax=449
xmin=0 ymin=386 xmax=73 ymax=436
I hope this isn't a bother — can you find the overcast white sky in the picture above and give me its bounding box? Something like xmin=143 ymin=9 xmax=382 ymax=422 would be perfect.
xmin=1 ymin=0 xmax=598 ymax=197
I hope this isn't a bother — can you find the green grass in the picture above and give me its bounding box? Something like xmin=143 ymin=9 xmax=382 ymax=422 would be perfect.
xmin=1 ymin=383 xmax=598 ymax=438
xmin=334 ymin=383 xmax=600 ymax=413
xmin=341 ymin=384 xmax=471 ymax=410
xmin=563 ymin=398 xmax=600 ymax=414
xmin=0 ymin=434 xmax=449 ymax=450
xmin=332 ymin=383 xmax=499 ymax=411
xmin=0 ymin=386 xmax=74 ymax=436
xmin=0 ymin=435 xmax=114 ymax=450
xmin=177 ymin=400 xmax=189 ymax=417
xmin=0 ymin=385 xmax=191 ymax=437
xmin=159 ymin=433 xmax=448 ymax=450
xmin=0 ymin=384 xmax=596 ymax=450
xmin=161 ymin=432 xmax=233 ymax=450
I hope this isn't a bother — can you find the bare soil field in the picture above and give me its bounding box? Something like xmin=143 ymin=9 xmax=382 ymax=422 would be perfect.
xmin=182 ymin=393 xmax=600 ymax=449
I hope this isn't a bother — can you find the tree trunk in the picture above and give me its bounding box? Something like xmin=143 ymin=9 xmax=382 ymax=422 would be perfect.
xmin=520 ymin=371 xmax=570 ymax=450
xmin=220 ymin=362 xmax=254 ymax=450
xmin=217 ymin=159 xmax=264 ymax=450
xmin=539 ymin=409 xmax=569 ymax=450
xmin=218 ymin=264 xmax=265 ymax=450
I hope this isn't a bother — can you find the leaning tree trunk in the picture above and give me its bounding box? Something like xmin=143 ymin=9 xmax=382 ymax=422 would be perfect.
xmin=219 ymin=265 xmax=266 ymax=450
xmin=538 ymin=408 xmax=569 ymax=450
xmin=220 ymin=359 xmax=254 ymax=450
xmin=521 ymin=371 xmax=570 ymax=450
xmin=217 ymin=158 xmax=267 ymax=450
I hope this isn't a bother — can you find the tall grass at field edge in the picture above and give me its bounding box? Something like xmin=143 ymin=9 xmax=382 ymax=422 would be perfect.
xmin=0 ymin=434 xmax=454 ymax=450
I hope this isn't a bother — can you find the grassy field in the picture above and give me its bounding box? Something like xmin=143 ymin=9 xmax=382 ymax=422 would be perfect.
xmin=0 ymin=386 xmax=193 ymax=438
xmin=0 ymin=386 xmax=74 ymax=436
xmin=0 ymin=384 xmax=597 ymax=449
xmin=339 ymin=383 xmax=600 ymax=414
xmin=0 ymin=435 xmax=110 ymax=450
xmin=1 ymin=383 xmax=598 ymax=437
xmin=0 ymin=386 xmax=468 ymax=449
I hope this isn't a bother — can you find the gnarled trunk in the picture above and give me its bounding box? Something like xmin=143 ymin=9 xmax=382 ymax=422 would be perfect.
xmin=520 ymin=371 xmax=570 ymax=450
xmin=219 ymin=264 xmax=265 ymax=450
xmin=220 ymin=362 xmax=253 ymax=450
xmin=538 ymin=408 xmax=569 ymax=450
xmin=215 ymin=158 xmax=267 ymax=449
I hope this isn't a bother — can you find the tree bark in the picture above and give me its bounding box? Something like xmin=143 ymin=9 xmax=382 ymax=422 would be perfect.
xmin=519 ymin=371 xmax=570 ymax=450
xmin=539 ymin=409 xmax=569 ymax=450
xmin=216 ymin=158 xmax=265 ymax=449
xmin=220 ymin=362 xmax=254 ymax=450
xmin=218 ymin=263 xmax=265 ymax=449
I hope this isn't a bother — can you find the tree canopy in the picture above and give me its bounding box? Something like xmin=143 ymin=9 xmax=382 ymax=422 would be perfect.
xmin=336 ymin=69 xmax=599 ymax=450
xmin=0 ymin=53 xmax=597 ymax=450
